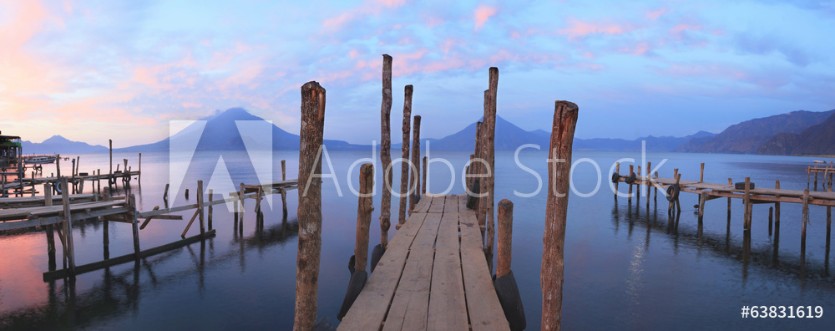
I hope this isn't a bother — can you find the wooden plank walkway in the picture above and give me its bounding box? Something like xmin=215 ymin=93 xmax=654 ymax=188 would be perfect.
xmin=339 ymin=195 xmax=510 ymax=331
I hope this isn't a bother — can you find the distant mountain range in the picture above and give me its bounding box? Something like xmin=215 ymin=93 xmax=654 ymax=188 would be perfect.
xmin=15 ymin=107 xmax=835 ymax=156
xmin=22 ymin=135 xmax=107 ymax=154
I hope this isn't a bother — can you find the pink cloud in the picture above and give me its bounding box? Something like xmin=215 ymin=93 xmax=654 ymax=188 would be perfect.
xmin=474 ymin=5 xmax=497 ymax=30
xmin=377 ymin=0 xmax=405 ymax=8
xmin=646 ymin=8 xmax=667 ymax=20
xmin=559 ymin=19 xmax=630 ymax=39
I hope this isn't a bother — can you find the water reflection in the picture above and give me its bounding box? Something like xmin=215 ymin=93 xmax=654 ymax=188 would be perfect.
xmin=0 ymin=220 xmax=298 ymax=330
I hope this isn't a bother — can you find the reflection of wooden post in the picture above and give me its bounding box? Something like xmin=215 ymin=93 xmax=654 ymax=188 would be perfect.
xmin=355 ymin=163 xmax=374 ymax=272
xmin=727 ymin=178 xmax=733 ymax=218
xmin=614 ymin=162 xmax=620 ymax=200
xmin=768 ymin=206 xmax=773 ymax=236
xmin=129 ymin=194 xmax=140 ymax=259
xmin=61 ymin=177 xmax=76 ymax=273
xmin=802 ymin=188 xmax=809 ymax=255
xmin=281 ymin=160 xmax=288 ymax=220
xmin=398 ymin=85 xmax=412 ymax=228
xmin=421 ymin=156 xmax=427 ymax=196
xmin=497 ymin=199 xmax=513 ymax=278
xmin=379 ymin=54 xmax=393 ymax=248
xmin=542 ymin=100 xmax=579 ymax=331
xmin=294 ymin=81 xmax=327 ymax=331
xmin=628 ymin=165 xmax=634 ymax=203
xmin=410 ymin=115 xmax=421 ymax=212
xmin=775 ymin=180 xmax=781 ymax=232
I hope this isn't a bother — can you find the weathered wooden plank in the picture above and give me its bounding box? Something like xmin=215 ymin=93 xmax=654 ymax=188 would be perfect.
xmin=429 ymin=195 xmax=445 ymax=214
xmin=427 ymin=211 xmax=468 ymax=331
xmin=413 ymin=194 xmax=432 ymax=213
xmin=460 ymin=211 xmax=511 ymax=330
xmin=383 ymin=212 xmax=442 ymax=331
xmin=338 ymin=212 xmax=429 ymax=330
xmin=443 ymin=195 xmax=459 ymax=214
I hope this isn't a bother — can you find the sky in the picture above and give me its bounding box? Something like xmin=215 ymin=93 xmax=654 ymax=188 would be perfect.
xmin=1 ymin=0 xmax=834 ymax=147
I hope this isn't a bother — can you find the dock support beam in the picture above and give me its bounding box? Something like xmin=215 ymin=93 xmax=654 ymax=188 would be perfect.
xmin=541 ymin=100 xmax=578 ymax=331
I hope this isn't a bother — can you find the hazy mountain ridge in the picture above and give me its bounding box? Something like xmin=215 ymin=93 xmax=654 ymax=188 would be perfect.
xmin=679 ymin=110 xmax=835 ymax=154
xmin=22 ymin=135 xmax=108 ymax=154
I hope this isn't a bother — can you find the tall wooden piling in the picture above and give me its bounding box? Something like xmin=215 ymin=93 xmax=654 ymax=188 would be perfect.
xmin=238 ymin=183 xmax=245 ymax=234
xmin=699 ymin=163 xmax=705 ymax=183
xmin=614 ymin=163 xmax=620 ymax=200
xmin=355 ymin=163 xmax=374 ymax=272
xmin=410 ymin=115 xmax=422 ymax=212
xmin=379 ymin=54 xmax=393 ymax=248
xmin=727 ymin=178 xmax=733 ymax=219
xmin=497 ymin=199 xmax=514 ymax=278
xmin=109 ymin=139 xmax=113 ymax=189
xmin=483 ymin=67 xmax=499 ymax=254
xmin=60 ymin=177 xmax=76 ymax=273
xmin=541 ymin=100 xmax=578 ymax=331
xmin=294 ymin=80 xmax=327 ymax=331
xmin=398 ymin=85 xmax=412 ymax=228
xmin=646 ymin=162 xmax=651 ymax=209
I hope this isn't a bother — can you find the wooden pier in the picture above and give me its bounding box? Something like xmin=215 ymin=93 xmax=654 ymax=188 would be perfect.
xmin=338 ymin=195 xmax=510 ymax=330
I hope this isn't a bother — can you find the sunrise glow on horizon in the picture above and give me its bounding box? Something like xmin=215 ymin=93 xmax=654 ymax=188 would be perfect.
xmin=2 ymin=0 xmax=834 ymax=147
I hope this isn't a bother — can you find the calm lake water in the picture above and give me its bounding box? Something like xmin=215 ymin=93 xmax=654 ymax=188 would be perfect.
xmin=1 ymin=149 xmax=833 ymax=330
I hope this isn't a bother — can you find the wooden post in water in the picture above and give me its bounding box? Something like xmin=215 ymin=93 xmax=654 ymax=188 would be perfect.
xmin=541 ymin=100 xmax=578 ymax=331
xmin=397 ymin=85 xmax=412 ymax=228
xmin=109 ymin=139 xmax=113 ymax=190
xmin=775 ymin=180 xmax=781 ymax=232
xmin=727 ymin=178 xmax=733 ymax=219
xmin=138 ymin=152 xmax=141 ymax=183
xmin=699 ymin=162 xmax=705 ymax=183
xmin=614 ymin=162 xmax=620 ymax=200
xmin=675 ymin=173 xmax=682 ymax=213
xmin=628 ymin=165 xmax=634 ymax=204
xmin=410 ymin=115 xmax=421 ymax=212
xmin=163 ymin=183 xmax=169 ymax=203
xmin=497 ymin=199 xmax=514 ymax=278
xmin=768 ymin=206 xmax=773 ymax=236
xmin=238 ymin=183 xmax=245 ymax=234
xmin=743 ymin=177 xmax=752 ymax=231
xmin=129 ymin=194 xmax=140 ymax=259
xmin=45 ymin=183 xmax=56 ymax=270
xmin=61 ymin=177 xmax=76 ymax=274
xmin=208 ymin=189 xmax=214 ymax=231
xmin=646 ymin=162 xmax=651 ymax=209
xmin=355 ymin=163 xmax=374 ymax=272
xmin=483 ymin=67 xmax=499 ymax=254
xmin=379 ymin=54 xmax=393 ymax=249
xmin=293 ymin=80 xmax=327 ymax=331
xmin=281 ymin=160 xmax=288 ymax=220
xmin=801 ymin=188 xmax=810 ymax=256
xmin=421 ymin=156 xmax=427 ymax=196
xmin=197 ymin=180 xmax=205 ymax=235
xmin=654 ymin=171 xmax=659 ymax=203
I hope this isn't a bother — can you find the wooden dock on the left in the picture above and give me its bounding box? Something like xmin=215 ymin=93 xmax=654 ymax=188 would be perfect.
xmin=338 ymin=195 xmax=510 ymax=331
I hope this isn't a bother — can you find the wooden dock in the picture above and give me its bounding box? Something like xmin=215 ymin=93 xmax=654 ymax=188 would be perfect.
xmin=338 ymin=194 xmax=510 ymax=331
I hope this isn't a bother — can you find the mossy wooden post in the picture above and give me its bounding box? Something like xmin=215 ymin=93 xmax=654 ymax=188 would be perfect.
xmin=208 ymin=189 xmax=214 ymax=231
xmin=409 ymin=115 xmax=422 ymax=212
xmin=355 ymin=163 xmax=374 ymax=272
xmin=61 ymin=177 xmax=76 ymax=274
xmin=743 ymin=177 xmax=752 ymax=232
xmin=197 ymin=180 xmax=205 ymax=235
xmin=294 ymin=81 xmax=326 ymax=331
xmin=379 ymin=54 xmax=393 ymax=248
xmin=483 ymin=67 xmax=499 ymax=254
xmin=421 ymin=156 xmax=427 ymax=196
xmin=542 ymin=100 xmax=579 ymax=331
xmin=497 ymin=199 xmax=514 ymax=278
xmin=281 ymin=160 xmax=288 ymax=220
xmin=398 ymin=85 xmax=412 ymax=228
xmin=45 ymin=183 xmax=56 ymax=270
